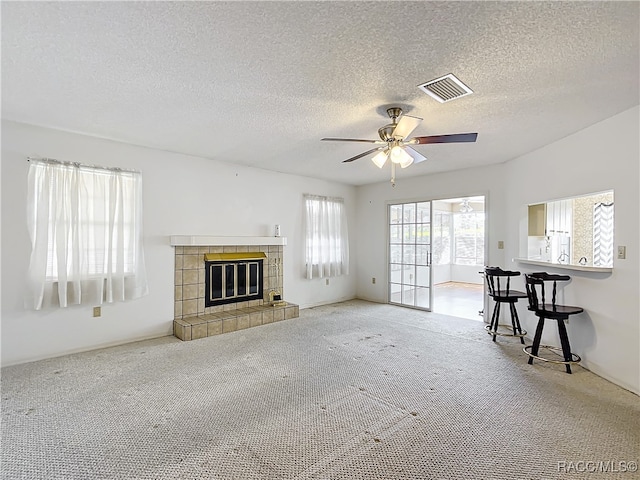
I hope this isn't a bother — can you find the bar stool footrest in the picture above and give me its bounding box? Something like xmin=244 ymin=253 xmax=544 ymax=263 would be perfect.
xmin=523 ymin=345 xmax=581 ymax=365
xmin=485 ymin=324 xmax=527 ymax=338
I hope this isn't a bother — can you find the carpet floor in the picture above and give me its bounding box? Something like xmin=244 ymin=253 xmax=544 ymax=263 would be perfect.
xmin=2 ymin=300 xmax=639 ymax=479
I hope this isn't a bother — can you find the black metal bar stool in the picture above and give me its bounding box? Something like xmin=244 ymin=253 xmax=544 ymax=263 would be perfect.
xmin=484 ymin=267 xmax=528 ymax=344
xmin=524 ymin=272 xmax=584 ymax=374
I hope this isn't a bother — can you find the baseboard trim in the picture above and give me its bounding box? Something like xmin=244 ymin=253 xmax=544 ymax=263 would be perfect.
xmin=1 ymin=331 xmax=173 ymax=368
xmin=299 ymin=295 xmax=358 ymax=310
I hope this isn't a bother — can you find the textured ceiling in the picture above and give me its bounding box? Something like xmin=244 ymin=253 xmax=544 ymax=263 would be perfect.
xmin=2 ymin=1 xmax=639 ymax=186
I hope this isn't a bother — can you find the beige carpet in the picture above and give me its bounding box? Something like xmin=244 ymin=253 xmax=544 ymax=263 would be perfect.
xmin=2 ymin=300 xmax=639 ymax=479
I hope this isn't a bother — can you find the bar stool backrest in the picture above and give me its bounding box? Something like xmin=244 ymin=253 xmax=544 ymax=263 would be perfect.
xmin=485 ymin=266 xmax=521 ymax=298
xmin=524 ymin=272 xmax=571 ymax=312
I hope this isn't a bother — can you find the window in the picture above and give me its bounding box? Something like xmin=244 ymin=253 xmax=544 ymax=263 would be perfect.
xmin=26 ymin=159 xmax=148 ymax=310
xmin=453 ymin=212 xmax=485 ymax=265
xmin=303 ymin=195 xmax=349 ymax=279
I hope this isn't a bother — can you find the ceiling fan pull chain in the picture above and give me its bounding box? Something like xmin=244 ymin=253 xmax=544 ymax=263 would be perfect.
xmin=390 ymin=162 xmax=396 ymax=187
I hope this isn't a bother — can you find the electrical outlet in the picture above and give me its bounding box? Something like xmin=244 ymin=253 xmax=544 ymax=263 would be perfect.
xmin=93 ymin=306 xmax=101 ymax=317
xmin=617 ymin=246 xmax=626 ymax=259
xmin=372 ymin=277 xmax=376 ymax=284
xmin=498 ymin=241 xmax=504 ymax=249
xmin=325 ymin=278 xmax=329 ymax=286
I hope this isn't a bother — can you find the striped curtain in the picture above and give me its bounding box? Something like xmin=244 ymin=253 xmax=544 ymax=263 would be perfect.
xmin=593 ymin=202 xmax=614 ymax=267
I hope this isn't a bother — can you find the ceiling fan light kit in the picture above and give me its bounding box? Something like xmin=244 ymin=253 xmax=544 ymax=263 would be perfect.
xmin=370 ymin=145 xmax=413 ymax=171
xmin=389 ymin=145 xmax=413 ymax=167
xmin=321 ymin=105 xmax=478 ymax=186
xmin=371 ymin=150 xmax=388 ymax=168
xmin=460 ymin=198 xmax=473 ymax=213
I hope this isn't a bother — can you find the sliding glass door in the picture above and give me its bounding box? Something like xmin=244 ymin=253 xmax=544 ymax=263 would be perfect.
xmin=389 ymin=201 xmax=432 ymax=310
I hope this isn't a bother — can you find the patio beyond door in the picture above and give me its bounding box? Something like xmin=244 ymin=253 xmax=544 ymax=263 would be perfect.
xmin=389 ymin=202 xmax=432 ymax=310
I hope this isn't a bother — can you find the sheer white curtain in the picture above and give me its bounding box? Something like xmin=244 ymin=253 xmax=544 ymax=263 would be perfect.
xmin=304 ymin=194 xmax=349 ymax=279
xmin=26 ymin=159 xmax=148 ymax=310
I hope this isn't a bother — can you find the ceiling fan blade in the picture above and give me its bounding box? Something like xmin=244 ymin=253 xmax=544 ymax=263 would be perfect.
xmin=322 ymin=137 xmax=380 ymax=143
xmin=342 ymin=147 xmax=384 ymax=163
xmin=392 ymin=115 xmax=422 ymax=140
xmin=410 ymin=133 xmax=478 ymax=145
xmin=404 ymin=146 xmax=427 ymax=165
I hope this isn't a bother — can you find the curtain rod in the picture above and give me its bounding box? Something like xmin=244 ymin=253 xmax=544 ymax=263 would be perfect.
xmin=304 ymin=193 xmax=345 ymax=202
xmin=27 ymin=157 xmax=140 ymax=174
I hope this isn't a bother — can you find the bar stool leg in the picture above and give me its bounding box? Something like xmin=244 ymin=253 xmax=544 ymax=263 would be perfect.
xmin=509 ymin=302 xmax=525 ymax=345
xmin=508 ymin=302 xmax=517 ymax=336
xmin=556 ymin=319 xmax=573 ymax=374
xmin=529 ymin=317 xmax=545 ymax=365
xmin=490 ymin=301 xmax=501 ymax=342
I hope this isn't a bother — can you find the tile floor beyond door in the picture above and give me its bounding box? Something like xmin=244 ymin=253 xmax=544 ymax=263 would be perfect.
xmin=433 ymin=281 xmax=484 ymax=321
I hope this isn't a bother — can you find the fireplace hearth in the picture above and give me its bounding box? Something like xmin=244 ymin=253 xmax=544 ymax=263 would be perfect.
xmin=171 ymin=239 xmax=299 ymax=341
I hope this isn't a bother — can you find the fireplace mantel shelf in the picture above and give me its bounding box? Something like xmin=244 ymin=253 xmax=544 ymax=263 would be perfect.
xmin=170 ymin=235 xmax=287 ymax=247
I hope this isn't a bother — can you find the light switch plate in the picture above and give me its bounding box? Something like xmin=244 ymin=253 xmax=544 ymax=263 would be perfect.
xmin=617 ymin=246 xmax=626 ymax=259
xmin=498 ymin=241 xmax=504 ymax=249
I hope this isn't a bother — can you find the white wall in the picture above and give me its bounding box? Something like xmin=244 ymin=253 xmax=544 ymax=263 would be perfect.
xmin=432 ymin=265 xmax=451 ymax=285
xmin=504 ymin=106 xmax=639 ymax=394
xmin=1 ymin=121 xmax=357 ymax=366
xmin=450 ymin=265 xmax=484 ymax=284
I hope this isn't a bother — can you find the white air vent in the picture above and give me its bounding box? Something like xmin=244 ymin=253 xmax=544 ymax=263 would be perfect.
xmin=418 ymin=73 xmax=473 ymax=103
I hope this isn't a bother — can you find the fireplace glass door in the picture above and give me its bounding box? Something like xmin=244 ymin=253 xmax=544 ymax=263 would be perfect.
xmin=206 ymin=260 xmax=263 ymax=307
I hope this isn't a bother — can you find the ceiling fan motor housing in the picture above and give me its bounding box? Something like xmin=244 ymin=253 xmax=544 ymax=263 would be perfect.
xmin=378 ymin=124 xmax=396 ymax=142
xmin=378 ymin=107 xmax=405 ymax=141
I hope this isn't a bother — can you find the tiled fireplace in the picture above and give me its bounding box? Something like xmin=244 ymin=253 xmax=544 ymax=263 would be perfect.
xmin=171 ymin=236 xmax=299 ymax=341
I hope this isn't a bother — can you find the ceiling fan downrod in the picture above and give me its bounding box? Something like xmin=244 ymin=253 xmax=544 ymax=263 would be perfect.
xmin=386 ymin=107 xmax=403 ymax=122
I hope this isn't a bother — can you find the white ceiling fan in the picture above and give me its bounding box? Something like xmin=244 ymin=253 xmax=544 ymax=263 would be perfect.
xmin=322 ymin=107 xmax=477 ymax=185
